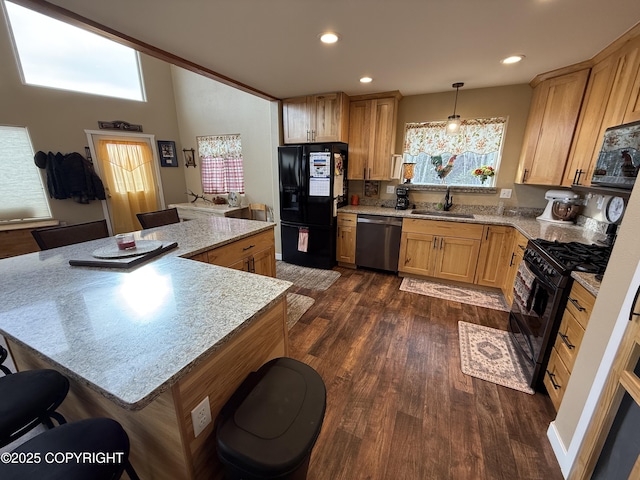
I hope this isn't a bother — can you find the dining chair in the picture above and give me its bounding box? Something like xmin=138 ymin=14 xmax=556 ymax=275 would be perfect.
xmin=31 ymin=220 xmax=109 ymax=250
xmin=0 ymin=418 xmax=140 ymax=480
xmin=136 ymin=207 xmax=180 ymax=229
xmin=249 ymin=203 xmax=268 ymax=221
xmin=0 ymin=363 xmax=70 ymax=449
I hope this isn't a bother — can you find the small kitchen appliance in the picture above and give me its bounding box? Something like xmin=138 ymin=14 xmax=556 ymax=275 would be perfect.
xmin=537 ymin=190 xmax=582 ymax=223
xmin=395 ymin=186 xmax=409 ymax=210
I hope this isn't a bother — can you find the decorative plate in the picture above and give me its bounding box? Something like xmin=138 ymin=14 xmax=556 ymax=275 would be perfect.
xmin=91 ymin=240 xmax=164 ymax=259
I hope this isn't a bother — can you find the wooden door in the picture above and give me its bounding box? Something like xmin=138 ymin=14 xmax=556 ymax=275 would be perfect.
xmin=252 ymin=245 xmax=276 ymax=277
xmin=368 ymin=98 xmax=396 ymax=180
xmin=517 ymin=69 xmax=589 ymax=185
xmin=475 ymin=225 xmax=512 ymax=287
xmin=502 ymin=230 xmax=527 ymax=306
xmin=347 ymin=100 xmax=371 ymax=180
xmin=570 ymin=282 xmax=640 ymax=479
xmin=282 ymin=96 xmax=311 ymax=144
xmin=562 ymin=57 xmax=617 ymax=186
xmin=336 ymin=224 xmax=356 ymax=265
xmin=312 ymin=93 xmax=346 ymax=143
xmin=622 ymin=37 xmax=640 ymax=123
xmin=434 ymin=237 xmax=481 ymax=283
xmin=398 ymin=232 xmax=436 ymax=276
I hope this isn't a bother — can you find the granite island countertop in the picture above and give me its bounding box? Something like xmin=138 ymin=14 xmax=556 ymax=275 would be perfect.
xmin=0 ymin=217 xmax=291 ymax=410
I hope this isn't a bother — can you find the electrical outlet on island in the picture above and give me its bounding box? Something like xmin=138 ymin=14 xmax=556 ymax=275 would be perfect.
xmin=191 ymin=396 xmax=212 ymax=437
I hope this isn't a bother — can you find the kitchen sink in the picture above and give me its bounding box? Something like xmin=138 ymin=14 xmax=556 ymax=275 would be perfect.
xmin=411 ymin=210 xmax=475 ymax=219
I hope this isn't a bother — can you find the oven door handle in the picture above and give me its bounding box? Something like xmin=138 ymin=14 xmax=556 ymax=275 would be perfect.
xmin=523 ymin=259 xmax=556 ymax=291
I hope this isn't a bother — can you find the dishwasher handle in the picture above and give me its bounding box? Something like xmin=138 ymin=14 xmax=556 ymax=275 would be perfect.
xmin=356 ymin=215 xmax=403 ymax=227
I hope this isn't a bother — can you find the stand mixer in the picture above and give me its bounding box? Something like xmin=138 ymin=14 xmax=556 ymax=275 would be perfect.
xmin=537 ymin=190 xmax=582 ymax=223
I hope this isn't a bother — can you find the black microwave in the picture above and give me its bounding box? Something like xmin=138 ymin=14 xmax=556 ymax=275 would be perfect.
xmin=591 ymin=120 xmax=640 ymax=190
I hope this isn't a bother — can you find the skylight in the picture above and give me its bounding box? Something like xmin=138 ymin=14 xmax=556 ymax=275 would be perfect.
xmin=4 ymin=1 xmax=145 ymax=101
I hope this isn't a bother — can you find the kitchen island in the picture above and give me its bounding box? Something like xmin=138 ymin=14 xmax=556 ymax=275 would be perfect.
xmin=0 ymin=217 xmax=291 ymax=479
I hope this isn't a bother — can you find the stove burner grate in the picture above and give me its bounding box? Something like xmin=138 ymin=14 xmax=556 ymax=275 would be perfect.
xmin=533 ymin=239 xmax=612 ymax=275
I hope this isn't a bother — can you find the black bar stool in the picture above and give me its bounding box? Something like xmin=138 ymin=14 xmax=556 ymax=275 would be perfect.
xmin=0 ymin=355 xmax=69 ymax=449
xmin=0 ymin=418 xmax=140 ymax=480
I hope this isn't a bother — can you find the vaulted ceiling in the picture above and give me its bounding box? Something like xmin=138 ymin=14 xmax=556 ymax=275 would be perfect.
xmin=25 ymin=0 xmax=640 ymax=99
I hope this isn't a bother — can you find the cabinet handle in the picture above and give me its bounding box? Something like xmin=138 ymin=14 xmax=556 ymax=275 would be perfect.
xmin=249 ymin=257 xmax=256 ymax=273
xmin=405 ymin=257 xmax=411 ymax=265
xmin=568 ymin=296 xmax=586 ymax=312
xmin=559 ymin=332 xmax=575 ymax=349
xmin=518 ymin=244 xmax=526 ymax=251
xmin=522 ymin=169 xmax=529 ymax=182
xmin=629 ymin=285 xmax=640 ymax=321
xmin=509 ymin=252 xmax=516 ymax=267
xmin=306 ymin=130 xmax=310 ymax=142
xmin=244 ymin=258 xmax=251 ymax=272
xmin=368 ymin=168 xmax=371 ymax=179
xmin=485 ymin=227 xmax=490 ymax=240
xmin=440 ymin=237 xmax=443 ymax=250
xmin=363 ymin=168 xmax=367 ymax=180
xmin=242 ymin=244 xmax=255 ymax=251
xmin=546 ymin=370 xmax=561 ymax=390
xmin=433 ymin=238 xmax=437 ymax=249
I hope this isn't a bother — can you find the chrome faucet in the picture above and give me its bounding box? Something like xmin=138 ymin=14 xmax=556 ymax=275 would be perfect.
xmin=443 ymin=187 xmax=453 ymax=211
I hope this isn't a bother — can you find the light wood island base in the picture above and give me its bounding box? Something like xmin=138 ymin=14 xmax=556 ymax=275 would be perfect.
xmin=7 ymin=297 xmax=288 ymax=480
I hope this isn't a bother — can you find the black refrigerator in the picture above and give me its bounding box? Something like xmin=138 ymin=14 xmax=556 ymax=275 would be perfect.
xmin=278 ymin=143 xmax=348 ymax=269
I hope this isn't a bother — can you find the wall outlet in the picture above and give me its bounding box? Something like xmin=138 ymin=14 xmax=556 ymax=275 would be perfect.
xmin=499 ymin=189 xmax=512 ymax=199
xmin=386 ymin=185 xmax=396 ymax=194
xmin=191 ymin=396 xmax=212 ymax=437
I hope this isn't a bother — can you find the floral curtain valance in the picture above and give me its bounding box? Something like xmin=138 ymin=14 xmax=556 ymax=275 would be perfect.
xmin=404 ymin=117 xmax=507 ymax=157
xmin=197 ymin=134 xmax=243 ymax=158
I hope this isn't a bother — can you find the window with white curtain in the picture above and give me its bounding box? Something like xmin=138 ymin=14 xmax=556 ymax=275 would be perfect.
xmin=403 ymin=117 xmax=507 ymax=187
xmin=197 ymin=134 xmax=245 ymax=194
xmin=0 ymin=126 xmax=51 ymax=221
xmin=4 ymin=1 xmax=145 ymax=101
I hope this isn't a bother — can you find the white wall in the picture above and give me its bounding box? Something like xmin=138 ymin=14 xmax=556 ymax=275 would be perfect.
xmin=170 ymin=66 xmax=281 ymax=252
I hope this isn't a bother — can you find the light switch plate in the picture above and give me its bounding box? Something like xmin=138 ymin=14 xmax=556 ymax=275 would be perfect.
xmin=499 ymin=189 xmax=512 ymax=198
xmin=386 ymin=185 xmax=395 ymax=194
xmin=191 ymin=396 xmax=212 ymax=437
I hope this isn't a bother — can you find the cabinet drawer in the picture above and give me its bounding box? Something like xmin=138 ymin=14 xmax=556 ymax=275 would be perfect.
xmin=566 ymin=281 xmax=595 ymax=329
xmin=544 ymin=349 xmax=571 ymax=411
xmin=337 ymin=213 xmax=357 ymax=227
xmin=555 ymin=309 xmax=586 ymax=373
xmin=206 ymin=230 xmax=274 ymax=267
xmin=401 ymin=218 xmax=483 ymax=239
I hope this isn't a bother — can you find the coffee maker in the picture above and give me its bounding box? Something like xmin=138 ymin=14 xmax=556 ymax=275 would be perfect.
xmin=395 ymin=186 xmax=410 ymax=210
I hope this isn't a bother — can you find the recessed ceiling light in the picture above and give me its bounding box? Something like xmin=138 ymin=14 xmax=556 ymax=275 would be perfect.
xmin=320 ymin=32 xmax=339 ymax=44
xmin=501 ymin=55 xmax=525 ymax=64
xmin=360 ymin=76 xmax=373 ymax=83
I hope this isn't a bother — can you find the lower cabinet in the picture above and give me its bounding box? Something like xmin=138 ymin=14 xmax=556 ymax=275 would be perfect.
xmin=544 ymin=281 xmax=596 ymax=411
xmin=398 ymin=219 xmax=482 ymax=283
xmin=502 ymin=229 xmax=528 ymax=306
xmin=336 ymin=213 xmax=357 ymax=267
xmin=475 ymin=225 xmax=512 ymax=287
xmin=188 ymin=229 xmax=276 ymax=277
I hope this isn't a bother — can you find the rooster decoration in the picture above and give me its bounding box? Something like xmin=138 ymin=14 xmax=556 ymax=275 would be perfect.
xmin=432 ymin=154 xmax=456 ymax=180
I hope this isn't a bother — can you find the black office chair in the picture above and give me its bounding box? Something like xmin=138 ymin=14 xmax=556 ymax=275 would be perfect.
xmin=0 ymin=344 xmax=11 ymax=375
xmin=31 ymin=220 xmax=109 ymax=250
xmin=136 ymin=207 xmax=180 ymax=229
xmin=0 ymin=418 xmax=140 ymax=480
xmin=0 ymin=348 xmax=70 ymax=449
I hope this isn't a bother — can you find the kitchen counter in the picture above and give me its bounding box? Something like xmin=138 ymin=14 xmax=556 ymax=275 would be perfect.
xmin=339 ymin=205 xmax=608 ymax=245
xmin=0 ymin=216 xmax=290 ymax=409
xmin=169 ymin=201 xmax=249 ymax=220
xmin=572 ymin=272 xmax=601 ymax=297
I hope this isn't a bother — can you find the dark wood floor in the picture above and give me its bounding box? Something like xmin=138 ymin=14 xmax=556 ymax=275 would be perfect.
xmin=287 ymin=267 xmax=563 ymax=480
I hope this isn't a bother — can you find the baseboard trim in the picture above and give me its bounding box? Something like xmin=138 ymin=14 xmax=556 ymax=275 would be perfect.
xmin=547 ymin=421 xmax=570 ymax=478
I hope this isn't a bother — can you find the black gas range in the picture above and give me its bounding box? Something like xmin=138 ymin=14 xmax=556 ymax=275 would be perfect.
xmin=509 ymin=239 xmax=611 ymax=390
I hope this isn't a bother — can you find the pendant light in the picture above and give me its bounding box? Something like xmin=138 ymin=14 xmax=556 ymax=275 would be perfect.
xmin=446 ymin=82 xmax=464 ymax=135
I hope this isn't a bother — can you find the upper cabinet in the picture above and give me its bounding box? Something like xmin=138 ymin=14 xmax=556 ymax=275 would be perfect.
xmin=282 ymin=92 xmax=349 ymax=144
xmin=347 ymin=91 xmax=402 ymax=180
xmin=563 ymin=35 xmax=640 ymax=186
xmin=515 ymin=68 xmax=589 ymax=186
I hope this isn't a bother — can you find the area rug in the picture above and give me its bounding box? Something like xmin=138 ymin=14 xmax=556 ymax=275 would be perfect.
xmin=276 ymin=261 xmax=340 ymax=291
xmin=286 ymin=293 xmax=315 ymax=330
xmin=458 ymin=321 xmax=534 ymax=394
xmin=399 ymin=277 xmax=509 ymax=312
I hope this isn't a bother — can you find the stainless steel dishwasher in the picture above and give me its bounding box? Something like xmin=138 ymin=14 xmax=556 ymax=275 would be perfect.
xmin=355 ymin=215 xmax=403 ymax=272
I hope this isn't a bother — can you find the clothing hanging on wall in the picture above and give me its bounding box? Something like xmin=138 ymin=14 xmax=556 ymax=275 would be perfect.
xmin=34 ymin=151 xmax=106 ymax=204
